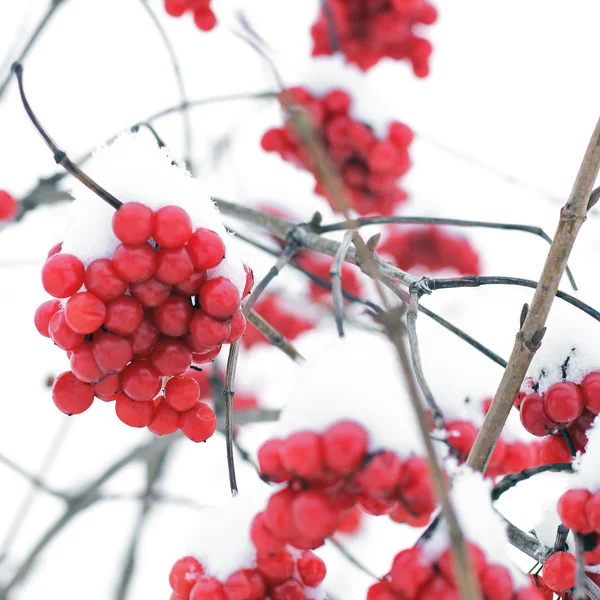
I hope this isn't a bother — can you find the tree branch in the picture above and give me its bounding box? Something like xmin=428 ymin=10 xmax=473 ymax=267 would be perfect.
xmin=467 ymin=114 xmax=600 ymax=472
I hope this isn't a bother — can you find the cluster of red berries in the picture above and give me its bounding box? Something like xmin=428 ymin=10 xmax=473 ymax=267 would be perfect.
xmin=368 ymin=544 xmax=546 ymax=600
xmin=242 ymin=293 xmax=316 ymax=350
xmin=254 ymin=421 xmax=436 ymax=551
xmin=379 ymin=226 xmax=481 ymax=276
xmin=168 ymin=549 xmax=326 ymax=600
xmin=311 ymin=0 xmax=437 ymax=75
xmin=0 ymin=190 xmax=17 ymax=222
xmin=164 ymin=0 xmax=216 ymax=31
xmin=557 ymin=487 xmax=600 ymax=536
xmin=34 ymin=202 xmax=253 ymax=442
xmin=261 ymin=87 xmax=413 ymax=216
xmin=518 ymin=372 xmax=600 ymax=451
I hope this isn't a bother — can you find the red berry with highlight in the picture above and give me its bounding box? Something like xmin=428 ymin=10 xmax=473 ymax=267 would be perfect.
xmin=112 ymin=243 xmax=156 ymax=282
xmin=121 ymin=359 xmax=162 ymax=401
xmin=581 ymin=371 xmax=600 ymax=414
xmin=34 ymin=299 xmax=61 ymax=337
xmin=129 ymin=277 xmax=172 ymax=307
xmin=92 ymin=332 xmax=133 ymax=374
xmin=49 ymin=310 xmax=85 ymax=351
xmin=65 ymin=292 xmax=106 ymax=334
xmin=199 ymin=277 xmax=240 ymax=320
xmin=189 ymin=310 xmax=230 ymax=347
xmin=42 ymin=253 xmax=85 ymax=298
xmin=558 ymin=489 xmax=593 ymax=534
xmin=154 ymin=295 xmax=193 ymax=337
xmin=112 ymin=202 xmax=154 ymax=245
xmin=180 ymin=402 xmax=217 ymax=442
xmin=543 ymin=551 xmax=576 ymax=592
xmin=291 ymin=490 xmax=339 ymax=540
xmin=70 ymin=342 xmax=103 ymax=383
xmin=280 ymin=431 xmax=324 ymax=479
xmin=323 ymin=420 xmax=369 ymax=474
xmin=155 ymin=246 xmax=194 ymax=285
xmin=115 ymin=392 xmax=154 ymax=427
xmin=104 ymin=295 xmax=143 ymax=337
xmin=169 ymin=556 xmax=204 ymax=596
xmin=149 ymin=397 xmax=180 ymax=435
xmin=520 ymin=393 xmax=556 ymax=436
xmin=543 ymin=382 xmax=583 ymax=424
xmin=297 ymin=551 xmax=326 ymax=587
xmin=151 ymin=337 xmax=192 ymax=375
xmin=52 ymin=371 xmax=95 ymax=415
xmin=153 ymin=206 xmax=192 ymax=248
xmin=187 ymin=228 xmax=225 ymax=270
xmin=0 ymin=190 xmax=17 ymax=221
xmin=165 ymin=375 xmax=200 ymax=411
xmin=84 ymin=258 xmax=127 ymax=302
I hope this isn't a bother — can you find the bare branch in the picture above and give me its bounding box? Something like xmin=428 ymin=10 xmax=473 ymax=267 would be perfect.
xmin=223 ymin=340 xmax=241 ymax=496
xmin=574 ymin=532 xmax=586 ymax=600
xmin=491 ymin=463 xmax=573 ymax=500
xmin=247 ymin=311 xmax=305 ymax=362
xmin=330 ymin=231 xmax=354 ymax=336
xmin=327 ymin=537 xmax=380 ymax=581
xmin=467 ymin=115 xmax=600 ymax=472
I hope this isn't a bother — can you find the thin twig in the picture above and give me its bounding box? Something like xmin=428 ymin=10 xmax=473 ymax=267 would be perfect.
xmin=575 ymin=533 xmax=586 ymax=600
xmin=428 ymin=276 xmax=600 ymax=324
xmin=13 ymin=63 xmax=123 ymax=210
xmin=140 ymin=0 xmax=194 ymax=173
xmin=247 ymin=311 xmax=305 ymax=362
xmin=0 ymin=451 xmax=67 ymax=500
xmin=327 ymin=537 xmax=380 ymax=581
xmin=321 ymin=0 xmax=341 ymax=52
xmin=467 ymin=114 xmax=600 ymax=472
xmin=406 ymin=289 xmax=444 ymax=428
xmin=554 ymin=524 xmax=570 ymax=552
xmin=330 ymin=230 xmax=354 ymax=336
xmin=318 ymin=214 xmax=577 ymax=290
xmin=223 ymin=340 xmax=241 ymax=496
xmin=491 ymin=463 xmax=573 ymax=500
xmin=0 ymin=0 xmax=68 ymax=101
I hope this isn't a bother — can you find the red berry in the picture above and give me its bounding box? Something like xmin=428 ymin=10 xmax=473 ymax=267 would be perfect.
xmin=129 ymin=315 xmax=160 ymax=355
xmin=223 ymin=570 xmax=252 ymax=600
xmin=112 ymin=243 xmax=156 ymax=282
xmin=256 ymin=551 xmax=294 ymax=585
xmin=94 ymin=373 xmax=122 ymax=397
xmin=193 ymin=8 xmax=217 ymax=31
xmin=192 ymin=345 xmax=221 ymax=364
xmin=153 ymin=206 xmax=192 ymax=248
xmin=543 ymin=382 xmax=583 ymax=424
xmin=47 ymin=242 xmax=63 ymax=258
xmin=356 ymin=451 xmax=403 ymax=494
xmin=0 ymin=190 xmax=17 ymax=221
xmin=224 ymin=310 xmax=246 ymax=343
xmin=190 ymin=578 xmax=226 ymax=600
xmin=180 ymin=402 xmax=217 ymax=442
xmin=164 ymin=0 xmax=187 ymax=18
xmin=52 ymin=371 xmax=94 ymax=415
xmin=367 ymin=581 xmax=399 ymax=600
xmin=165 ymin=375 xmax=200 ymax=411
xmin=250 ymin=512 xmax=286 ymax=555
xmin=149 ymin=396 xmax=180 ymax=435
xmin=121 ymin=359 xmax=162 ymax=401
xmin=112 ymin=202 xmax=154 ymax=245
xmin=297 ymin=551 xmax=326 ymax=587
xmin=34 ymin=299 xmax=61 ymax=337
xmin=581 ymin=371 xmax=600 ymax=414
xmin=291 ymin=490 xmax=339 ymax=540
xmin=558 ymin=489 xmax=593 ymax=534
xmin=419 ymin=576 xmax=459 ymax=600
xmin=70 ymin=342 xmax=104 ymax=383
xmin=129 ymin=277 xmax=172 ymax=307
xmin=258 ymin=439 xmax=289 ymax=483
xmin=65 ymin=292 xmax=106 ymax=334
xmin=537 ymin=436 xmax=572 ymax=465
xmin=154 ymin=295 xmax=193 ymax=337
xmin=243 ymin=264 xmax=254 ymax=298
xmin=49 ymin=310 xmax=85 ymax=351
xmin=323 ymin=420 xmax=369 ymax=474
xmin=446 ymin=420 xmax=477 ymax=461
xmin=169 ymin=556 xmax=204 ymax=596
xmin=520 ymin=393 xmax=556 ymax=436
xmin=199 ymin=277 xmax=240 ymax=320
xmin=336 ymin=506 xmax=362 ymax=534
xmin=42 ymin=253 xmax=85 ymax=298
xmin=92 ymin=332 xmax=133 ymax=374
xmin=245 ymin=570 xmax=266 ymax=600
xmin=437 ymin=543 xmax=486 ymax=582
xmin=189 ymin=310 xmax=231 ymax=347
xmin=280 ymin=431 xmax=325 ymax=479
xmin=173 ymin=270 xmax=207 ymax=297
xmin=585 ymin=492 xmax=600 ymax=532
xmin=156 ymin=246 xmax=194 ymax=285
xmin=398 ymin=456 xmax=436 ymax=516
xmin=115 ymin=392 xmax=154 ymax=427
xmin=264 ymin=488 xmax=298 ymax=539
xmin=84 ymin=258 xmax=128 ymax=302
xmin=480 ymin=564 xmax=514 ymax=600
xmin=389 ymin=547 xmax=433 ymax=598
xmin=151 ymin=337 xmax=192 ymax=375
xmin=543 ymin=551 xmax=576 ymax=592
xmin=187 ymin=228 xmax=225 ymax=270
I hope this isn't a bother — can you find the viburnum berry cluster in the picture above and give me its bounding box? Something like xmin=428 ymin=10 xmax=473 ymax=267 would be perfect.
xmin=163 ymin=0 xmax=216 ymax=31
xmin=519 ymin=371 xmax=600 ymax=452
xmin=169 ymin=548 xmax=326 ymax=600
xmin=368 ymin=544 xmax=545 ymax=600
xmin=379 ymin=226 xmax=481 ymax=276
xmin=255 ymin=420 xmax=436 ymax=550
xmin=34 ymin=201 xmax=253 ymax=442
xmin=311 ymin=0 xmax=438 ymax=75
xmin=0 ymin=189 xmax=17 ymax=221
xmin=261 ymin=87 xmax=413 ymax=216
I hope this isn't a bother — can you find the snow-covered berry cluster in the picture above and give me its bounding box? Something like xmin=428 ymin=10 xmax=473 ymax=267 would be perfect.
xmin=35 ymin=200 xmax=252 ymax=441
xmin=379 ymin=226 xmax=481 ymax=276
xmin=311 ymin=0 xmax=437 ymax=75
xmin=164 ymin=0 xmax=216 ymax=31
xmin=255 ymin=421 xmax=436 ymax=550
xmin=0 ymin=189 xmax=17 ymax=221
xmin=261 ymin=87 xmax=413 ymax=216
xmin=368 ymin=544 xmax=545 ymax=600
xmin=519 ymin=372 xmax=600 ymax=452
xmin=168 ymin=549 xmax=326 ymax=600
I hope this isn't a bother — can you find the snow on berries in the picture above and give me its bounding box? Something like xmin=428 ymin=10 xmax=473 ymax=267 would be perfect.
xmin=35 ymin=133 xmax=252 ymax=442
xmin=0 ymin=190 xmax=18 ymax=221
xmin=311 ymin=0 xmax=437 ymax=75
xmin=261 ymin=86 xmax=412 ymax=216
xmin=168 ymin=494 xmax=327 ymax=600
xmin=379 ymin=226 xmax=481 ymax=276
xmin=163 ymin=0 xmax=217 ymax=31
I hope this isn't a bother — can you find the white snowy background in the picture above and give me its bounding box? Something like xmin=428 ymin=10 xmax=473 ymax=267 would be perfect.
xmin=1 ymin=0 xmax=600 ymax=598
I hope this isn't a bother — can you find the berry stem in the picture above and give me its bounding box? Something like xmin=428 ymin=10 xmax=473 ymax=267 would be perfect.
xmin=330 ymin=230 xmax=354 ymax=337
xmin=12 ymin=63 xmax=123 ymax=211
xmin=223 ymin=340 xmax=241 ymax=497
xmin=491 ymin=463 xmax=573 ymax=500
xmin=574 ymin=532 xmax=586 ymax=600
